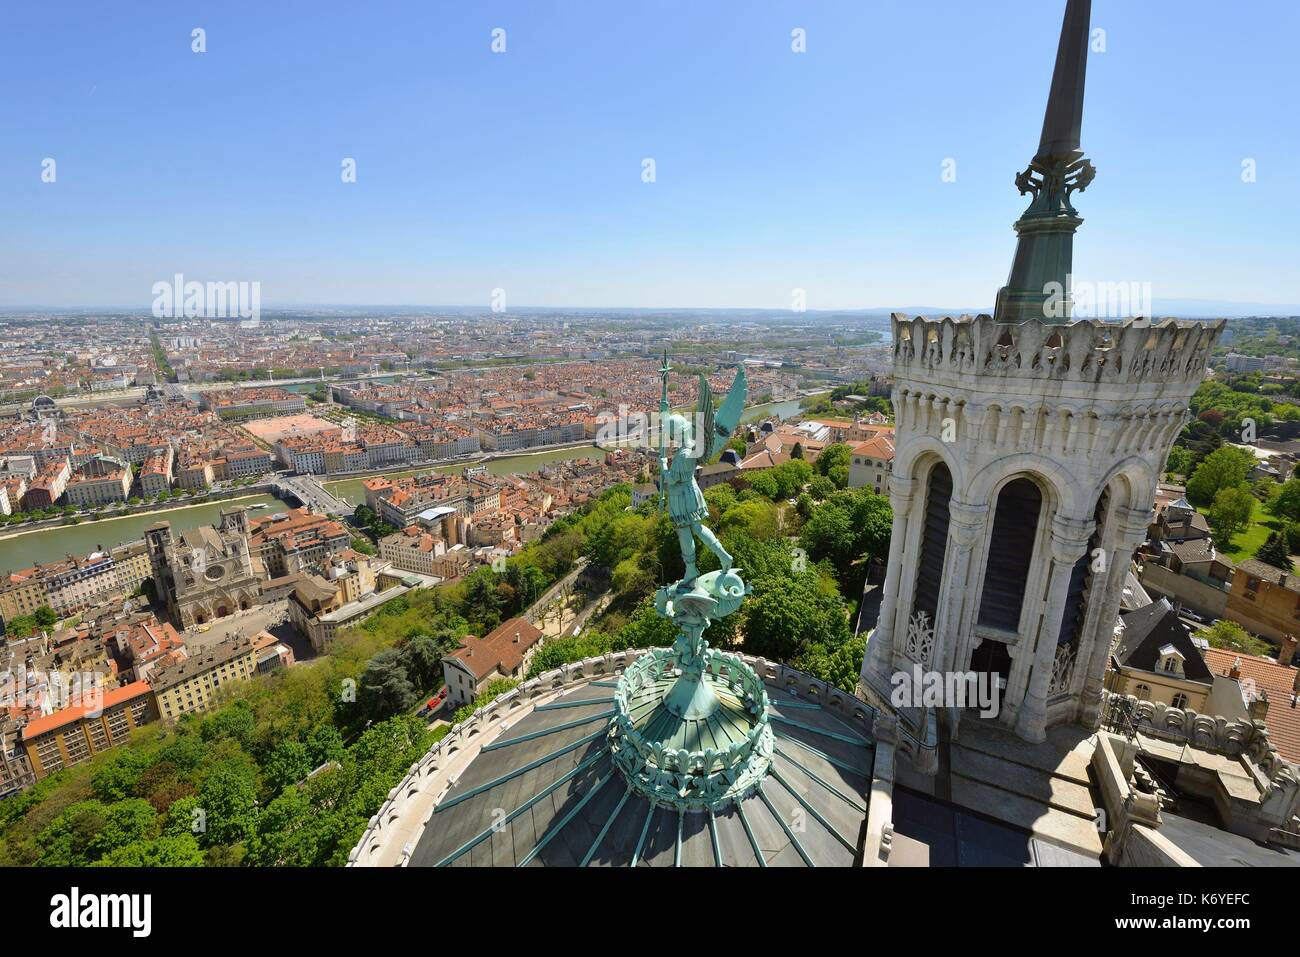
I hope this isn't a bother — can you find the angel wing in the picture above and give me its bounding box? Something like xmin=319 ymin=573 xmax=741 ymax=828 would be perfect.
xmin=699 ymin=366 xmax=747 ymax=461
xmin=696 ymin=373 xmax=716 ymax=461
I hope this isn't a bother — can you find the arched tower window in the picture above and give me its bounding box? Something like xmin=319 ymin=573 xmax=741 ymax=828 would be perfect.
xmin=911 ymin=462 xmax=953 ymax=626
xmin=1056 ymin=490 xmax=1110 ymax=648
xmin=977 ymin=477 xmax=1043 ymax=631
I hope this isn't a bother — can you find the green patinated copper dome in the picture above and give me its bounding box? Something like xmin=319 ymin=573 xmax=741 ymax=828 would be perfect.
xmin=399 ymin=657 xmax=877 ymax=867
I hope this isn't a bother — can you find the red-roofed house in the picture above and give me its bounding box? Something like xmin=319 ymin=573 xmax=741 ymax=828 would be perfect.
xmin=442 ymin=617 xmax=545 ymax=707
xmin=849 ymin=431 xmax=897 ymax=494
xmin=1203 ymin=643 xmax=1300 ymax=765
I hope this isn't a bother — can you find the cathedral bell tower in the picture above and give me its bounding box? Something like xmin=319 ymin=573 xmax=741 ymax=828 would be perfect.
xmin=860 ymin=0 xmax=1223 ymax=747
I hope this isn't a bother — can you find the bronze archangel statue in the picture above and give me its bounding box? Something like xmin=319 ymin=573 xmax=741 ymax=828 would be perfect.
xmin=658 ymin=354 xmax=747 ymax=584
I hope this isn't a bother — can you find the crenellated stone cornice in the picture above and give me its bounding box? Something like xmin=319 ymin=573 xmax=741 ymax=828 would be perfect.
xmin=892 ymin=314 xmax=1223 ymax=397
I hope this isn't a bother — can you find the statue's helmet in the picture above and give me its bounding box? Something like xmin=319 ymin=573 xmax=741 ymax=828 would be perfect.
xmin=667 ymin=413 xmax=694 ymax=448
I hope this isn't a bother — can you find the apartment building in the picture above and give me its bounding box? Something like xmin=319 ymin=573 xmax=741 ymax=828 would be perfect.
xmin=0 ymin=718 xmax=36 ymax=797
xmin=379 ymin=525 xmax=446 ymax=577
xmin=1107 ymin=598 xmax=1217 ymax=712
xmin=475 ymin=416 xmax=585 ymax=452
xmin=277 ymin=438 xmax=325 ymax=474
xmin=148 ymin=634 xmax=259 ymax=720
xmin=137 ymin=445 xmax=174 ymax=497
xmin=0 ymin=540 xmax=152 ymax=625
xmin=21 ymin=456 xmax=71 ymax=510
xmin=287 ymin=560 xmax=407 ymax=652
xmin=105 ymin=616 xmax=187 ymax=683
xmin=176 ymin=457 xmax=216 ymax=489
xmin=2 ymin=476 xmax=26 ymax=514
xmin=366 ymin=472 xmax=471 ymax=528
xmin=64 ymin=455 xmax=133 ymax=507
xmin=409 ymin=426 xmax=480 ymax=460
xmin=249 ymin=507 xmax=352 ymax=577
xmin=849 ymin=430 xmax=897 ymax=494
xmin=1226 ymin=559 xmax=1300 ymax=643
xmin=215 ymin=445 xmax=274 ymax=479
xmin=322 ymin=443 xmax=370 ymax=474
xmin=202 ymin=386 xmax=307 ymax=421
xmin=21 ymin=681 xmax=157 ymax=780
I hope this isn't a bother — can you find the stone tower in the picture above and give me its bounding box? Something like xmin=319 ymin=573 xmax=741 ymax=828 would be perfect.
xmin=860 ymin=0 xmax=1223 ymax=746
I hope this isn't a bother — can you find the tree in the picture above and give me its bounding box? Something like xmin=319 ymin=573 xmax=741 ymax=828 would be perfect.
xmin=305 ymin=723 xmax=346 ymax=767
xmin=1203 ymin=619 xmax=1272 ymax=656
xmin=816 ymin=443 xmax=853 ymax=489
xmin=1254 ymin=531 xmax=1293 ymax=571
xmin=91 ymin=747 xmax=155 ymax=802
xmin=200 ymin=700 xmax=256 ymax=747
xmin=163 ymin=796 xmax=204 ymax=837
xmin=800 ymin=487 xmax=892 ymax=571
xmin=196 ymin=764 xmax=260 ymax=848
xmin=36 ymin=798 xmax=156 ymax=867
xmin=743 ymin=573 xmax=852 ymax=664
xmin=719 ymin=499 xmax=779 ymax=541
xmin=768 ymin=460 xmax=814 ymax=500
xmin=94 ymin=834 xmax=204 ymax=867
xmin=791 ymin=442 xmax=804 ymax=459
xmin=1186 ymin=446 xmax=1255 ymax=507
xmin=451 ymin=678 xmax=518 ymax=724
xmin=399 ymin=634 xmax=444 ymax=692
xmin=612 ymin=556 xmax=655 ymax=601
xmin=1207 ymin=485 xmax=1255 ymax=547
xmin=358 ymin=648 xmax=419 ymax=722
xmin=809 ymin=475 xmax=836 ymax=500
xmin=745 ymin=470 xmax=780 ymax=500
xmin=1164 ymin=444 xmax=1194 ymax=477
xmin=247 ymin=783 xmax=320 ymax=867
xmin=263 ymin=740 xmax=313 ymax=794
xmin=797 ymin=635 xmax=866 ymax=692
xmin=1269 ymin=478 xmax=1300 ymax=523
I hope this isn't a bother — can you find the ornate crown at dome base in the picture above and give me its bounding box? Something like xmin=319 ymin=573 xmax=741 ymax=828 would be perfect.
xmin=610 ymin=645 xmax=774 ymax=811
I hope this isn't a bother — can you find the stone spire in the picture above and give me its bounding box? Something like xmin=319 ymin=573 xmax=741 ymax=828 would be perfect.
xmin=994 ymin=0 xmax=1096 ymax=325
xmin=1037 ymin=0 xmax=1091 ymax=164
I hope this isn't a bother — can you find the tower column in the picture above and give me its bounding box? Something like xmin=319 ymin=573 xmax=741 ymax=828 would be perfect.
xmin=932 ymin=500 xmax=989 ymax=674
xmin=861 ymin=476 xmax=918 ymax=690
xmin=1014 ymin=514 xmax=1094 ymax=742
xmin=1074 ymin=505 xmax=1153 ymax=727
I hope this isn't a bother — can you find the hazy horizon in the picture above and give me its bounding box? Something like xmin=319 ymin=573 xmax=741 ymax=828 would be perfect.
xmin=3 ymin=1 xmax=1297 ymax=311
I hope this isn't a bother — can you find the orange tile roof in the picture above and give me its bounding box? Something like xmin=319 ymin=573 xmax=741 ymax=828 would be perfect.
xmin=851 ymin=433 xmax=896 ymax=461
xmin=21 ymin=680 xmax=152 ymax=740
xmin=446 ymin=617 xmax=544 ymax=682
xmin=1203 ymin=647 xmax=1300 ymax=764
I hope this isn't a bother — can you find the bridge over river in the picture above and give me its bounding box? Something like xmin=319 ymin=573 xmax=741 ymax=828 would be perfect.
xmin=273 ymin=475 xmax=355 ymax=517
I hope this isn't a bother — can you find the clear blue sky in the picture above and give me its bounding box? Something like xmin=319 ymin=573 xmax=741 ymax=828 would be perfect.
xmin=1 ymin=0 xmax=1296 ymax=310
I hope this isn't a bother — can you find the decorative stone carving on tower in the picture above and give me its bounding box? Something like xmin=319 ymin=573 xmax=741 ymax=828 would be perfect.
xmin=859 ymin=0 xmax=1224 ymax=749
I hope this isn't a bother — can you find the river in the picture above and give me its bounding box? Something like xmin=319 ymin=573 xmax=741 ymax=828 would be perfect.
xmin=323 ymin=445 xmax=606 ymax=505
xmin=0 ymin=396 xmax=817 ymax=575
xmin=742 ymin=397 xmax=809 ymax=424
xmin=0 ymin=495 xmax=289 ymax=575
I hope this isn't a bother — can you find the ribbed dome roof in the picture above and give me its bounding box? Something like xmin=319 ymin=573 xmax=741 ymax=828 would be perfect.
xmin=403 ymin=664 xmax=876 ymax=867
